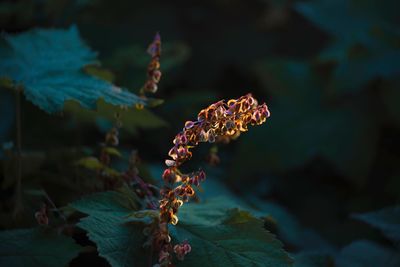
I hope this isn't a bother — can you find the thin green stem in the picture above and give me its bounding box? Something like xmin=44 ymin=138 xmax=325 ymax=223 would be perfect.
xmin=13 ymin=87 xmax=23 ymax=217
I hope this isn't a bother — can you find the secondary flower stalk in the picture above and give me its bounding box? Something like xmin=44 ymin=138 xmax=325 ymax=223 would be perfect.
xmin=140 ymin=32 xmax=162 ymax=96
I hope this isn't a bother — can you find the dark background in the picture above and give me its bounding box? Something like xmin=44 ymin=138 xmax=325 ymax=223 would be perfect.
xmin=0 ymin=0 xmax=399 ymax=264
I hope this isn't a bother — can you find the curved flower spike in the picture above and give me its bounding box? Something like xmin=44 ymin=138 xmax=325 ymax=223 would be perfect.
xmin=156 ymin=93 xmax=270 ymax=266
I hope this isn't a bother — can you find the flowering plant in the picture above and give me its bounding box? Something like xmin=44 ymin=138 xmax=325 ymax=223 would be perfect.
xmin=156 ymin=93 xmax=270 ymax=265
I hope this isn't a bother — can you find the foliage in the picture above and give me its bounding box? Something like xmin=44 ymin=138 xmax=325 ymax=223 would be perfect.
xmin=174 ymin=201 xmax=293 ymax=267
xmin=0 ymin=227 xmax=80 ymax=267
xmin=64 ymin=99 xmax=167 ymax=135
xmin=335 ymin=240 xmax=400 ymax=267
xmin=1 ymin=1 xmax=399 ymax=267
xmin=352 ymin=206 xmax=400 ymax=244
xmin=71 ymin=188 xmax=293 ymax=267
xmin=0 ymin=25 xmax=145 ymax=113
xmin=71 ymin=188 xmax=149 ymax=267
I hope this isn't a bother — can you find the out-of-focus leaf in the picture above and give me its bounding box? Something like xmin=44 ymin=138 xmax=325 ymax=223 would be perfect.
xmin=23 ymin=188 xmax=47 ymax=197
xmin=103 ymin=147 xmax=122 ymax=158
xmin=76 ymin=156 xmax=104 ymax=171
xmin=352 ymin=206 xmax=400 ymax=244
xmin=295 ymin=0 xmax=400 ymax=94
xmin=236 ymin=60 xmax=378 ymax=185
xmin=237 ymin=193 xmax=334 ymax=252
xmin=70 ymin=188 xmax=147 ymax=267
xmin=0 ymin=26 xmax=146 ymax=113
xmin=145 ymin=97 xmax=165 ymax=108
xmin=173 ymin=198 xmax=293 ymax=267
xmin=64 ymin=99 xmax=167 ymax=135
xmin=0 ymin=227 xmax=80 ymax=267
xmin=335 ymin=240 xmax=400 ymax=267
xmin=293 ymin=251 xmax=334 ymax=267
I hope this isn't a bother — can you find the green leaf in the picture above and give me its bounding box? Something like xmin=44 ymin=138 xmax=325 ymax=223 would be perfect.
xmin=293 ymin=251 xmax=334 ymax=267
xmin=173 ymin=198 xmax=293 ymax=267
xmin=0 ymin=227 xmax=80 ymax=267
xmin=243 ymin=197 xmax=309 ymax=248
xmin=103 ymin=147 xmax=122 ymax=158
xmin=352 ymin=206 xmax=400 ymax=244
xmin=71 ymin=188 xmax=148 ymax=267
xmin=295 ymin=0 xmax=400 ymax=94
xmin=71 ymin=186 xmax=140 ymax=216
xmin=76 ymin=156 xmax=104 ymax=170
xmin=335 ymin=240 xmax=400 ymax=267
xmin=294 ymin=0 xmax=398 ymax=44
xmin=23 ymin=188 xmax=47 ymax=196
xmin=64 ymin=99 xmax=167 ymax=135
xmin=0 ymin=25 xmax=145 ymax=113
xmin=200 ymin=178 xmax=334 ymax=252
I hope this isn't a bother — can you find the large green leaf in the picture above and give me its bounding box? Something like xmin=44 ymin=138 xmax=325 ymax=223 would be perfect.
xmin=70 ymin=188 xmax=148 ymax=267
xmin=0 ymin=227 xmax=80 ymax=267
xmin=352 ymin=206 xmax=400 ymax=244
xmin=0 ymin=26 xmax=145 ymax=113
xmin=173 ymin=198 xmax=293 ymax=267
xmin=200 ymin=179 xmax=333 ymax=251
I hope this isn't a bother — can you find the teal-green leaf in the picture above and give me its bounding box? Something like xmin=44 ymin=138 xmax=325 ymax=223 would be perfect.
xmin=70 ymin=188 xmax=148 ymax=267
xmin=335 ymin=240 xmax=400 ymax=267
xmin=173 ymin=198 xmax=293 ymax=267
xmin=293 ymin=251 xmax=334 ymax=267
xmin=0 ymin=25 xmax=145 ymax=113
xmin=352 ymin=206 xmax=400 ymax=244
xmin=0 ymin=227 xmax=80 ymax=267
xmin=71 ymin=186 xmax=140 ymax=216
xmin=294 ymin=0 xmax=400 ymax=94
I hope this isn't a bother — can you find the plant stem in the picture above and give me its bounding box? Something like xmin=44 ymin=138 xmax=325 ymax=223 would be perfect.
xmin=13 ymin=87 xmax=22 ymax=217
xmin=44 ymin=191 xmax=67 ymax=222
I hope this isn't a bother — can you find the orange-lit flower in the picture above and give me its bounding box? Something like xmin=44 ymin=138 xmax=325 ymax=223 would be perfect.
xmin=157 ymin=93 xmax=270 ymax=266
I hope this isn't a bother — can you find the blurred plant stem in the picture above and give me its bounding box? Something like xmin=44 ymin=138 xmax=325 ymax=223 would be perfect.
xmin=13 ymin=87 xmax=23 ymax=218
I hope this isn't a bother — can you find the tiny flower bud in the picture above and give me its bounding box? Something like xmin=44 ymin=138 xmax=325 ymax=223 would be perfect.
xmin=184 ymin=121 xmax=195 ymax=129
xmin=174 ymin=240 xmax=192 ymax=261
xmin=165 ymin=159 xmax=176 ymax=167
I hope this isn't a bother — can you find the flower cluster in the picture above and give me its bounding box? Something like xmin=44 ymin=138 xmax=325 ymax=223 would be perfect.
xmin=140 ymin=32 xmax=162 ymax=96
xmin=156 ymin=93 xmax=270 ymax=266
xmin=159 ymin=93 xmax=270 ymax=224
xmin=173 ymin=240 xmax=192 ymax=261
